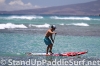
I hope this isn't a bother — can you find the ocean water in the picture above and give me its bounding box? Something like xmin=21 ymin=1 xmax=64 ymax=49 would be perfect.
xmin=0 ymin=15 xmax=100 ymax=66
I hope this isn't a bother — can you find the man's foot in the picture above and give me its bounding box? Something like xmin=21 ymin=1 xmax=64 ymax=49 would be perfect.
xmin=49 ymin=50 xmax=54 ymax=54
xmin=46 ymin=54 xmax=50 ymax=56
xmin=25 ymin=52 xmax=32 ymax=56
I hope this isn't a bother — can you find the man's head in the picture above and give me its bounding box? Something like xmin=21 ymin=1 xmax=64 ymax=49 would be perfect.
xmin=51 ymin=25 xmax=56 ymax=31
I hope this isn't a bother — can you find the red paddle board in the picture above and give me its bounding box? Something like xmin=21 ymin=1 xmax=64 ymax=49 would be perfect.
xmin=26 ymin=51 xmax=87 ymax=56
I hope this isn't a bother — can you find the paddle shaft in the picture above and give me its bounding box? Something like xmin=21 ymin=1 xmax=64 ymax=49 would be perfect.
xmin=53 ymin=33 xmax=56 ymax=43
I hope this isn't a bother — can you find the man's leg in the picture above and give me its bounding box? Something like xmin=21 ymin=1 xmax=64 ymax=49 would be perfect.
xmin=46 ymin=45 xmax=50 ymax=54
xmin=49 ymin=44 xmax=53 ymax=54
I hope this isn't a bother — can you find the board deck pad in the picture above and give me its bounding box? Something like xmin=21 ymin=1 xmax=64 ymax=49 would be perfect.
xmin=26 ymin=51 xmax=87 ymax=56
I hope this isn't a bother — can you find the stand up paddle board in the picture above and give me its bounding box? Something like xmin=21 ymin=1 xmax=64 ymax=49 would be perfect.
xmin=26 ymin=51 xmax=87 ymax=56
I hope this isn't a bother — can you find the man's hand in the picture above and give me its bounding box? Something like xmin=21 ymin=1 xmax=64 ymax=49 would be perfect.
xmin=55 ymin=32 xmax=57 ymax=35
xmin=54 ymin=32 xmax=57 ymax=34
xmin=52 ymin=40 xmax=54 ymax=43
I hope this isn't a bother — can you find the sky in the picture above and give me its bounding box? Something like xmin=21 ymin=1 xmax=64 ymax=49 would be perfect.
xmin=0 ymin=0 xmax=96 ymax=11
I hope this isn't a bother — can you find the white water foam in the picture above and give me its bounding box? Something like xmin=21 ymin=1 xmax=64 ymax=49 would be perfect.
xmin=66 ymin=23 xmax=89 ymax=26
xmin=50 ymin=16 xmax=91 ymax=20
xmin=60 ymin=23 xmax=64 ymax=25
xmin=29 ymin=23 xmax=50 ymax=28
xmin=6 ymin=15 xmax=43 ymax=20
xmin=0 ymin=23 xmax=27 ymax=29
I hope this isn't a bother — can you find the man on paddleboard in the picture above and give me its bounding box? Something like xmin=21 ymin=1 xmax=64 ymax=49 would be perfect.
xmin=44 ymin=25 xmax=57 ymax=55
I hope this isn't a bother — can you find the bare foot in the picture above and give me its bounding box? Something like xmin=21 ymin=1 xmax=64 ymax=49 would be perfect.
xmin=46 ymin=54 xmax=50 ymax=56
xmin=49 ymin=50 xmax=53 ymax=54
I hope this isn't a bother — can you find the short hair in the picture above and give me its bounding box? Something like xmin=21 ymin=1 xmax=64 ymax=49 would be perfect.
xmin=51 ymin=25 xmax=56 ymax=29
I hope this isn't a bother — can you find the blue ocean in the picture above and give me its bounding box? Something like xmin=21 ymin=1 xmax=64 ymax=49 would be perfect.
xmin=0 ymin=15 xmax=100 ymax=66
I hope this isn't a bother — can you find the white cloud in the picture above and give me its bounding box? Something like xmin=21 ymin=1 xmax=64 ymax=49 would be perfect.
xmin=0 ymin=0 xmax=5 ymax=3
xmin=0 ymin=0 xmax=41 ymax=11
xmin=34 ymin=5 xmax=41 ymax=8
xmin=8 ymin=0 xmax=38 ymax=10
xmin=8 ymin=0 xmax=40 ymax=8
xmin=9 ymin=0 xmax=25 ymax=6
xmin=26 ymin=2 xmax=32 ymax=6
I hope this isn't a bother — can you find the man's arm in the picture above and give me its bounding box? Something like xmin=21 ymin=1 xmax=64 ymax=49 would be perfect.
xmin=48 ymin=30 xmax=56 ymax=34
xmin=49 ymin=29 xmax=57 ymax=43
xmin=50 ymin=35 xmax=54 ymax=43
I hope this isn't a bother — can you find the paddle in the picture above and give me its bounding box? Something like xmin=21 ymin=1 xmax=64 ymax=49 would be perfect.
xmin=53 ymin=33 xmax=57 ymax=43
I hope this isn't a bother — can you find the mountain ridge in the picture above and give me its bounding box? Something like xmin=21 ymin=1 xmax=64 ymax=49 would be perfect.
xmin=0 ymin=0 xmax=100 ymax=16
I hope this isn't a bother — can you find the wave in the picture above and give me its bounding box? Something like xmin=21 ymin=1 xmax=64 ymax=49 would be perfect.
xmin=5 ymin=15 xmax=43 ymax=20
xmin=60 ymin=23 xmax=64 ymax=25
xmin=66 ymin=23 xmax=89 ymax=26
xmin=0 ymin=22 xmax=89 ymax=30
xmin=50 ymin=16 xmax=91 ymax=20
xmin=0 ymin=23 xmax=27 ymax=29
xmin=29 ymin=23 xmax=50 ymax=28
